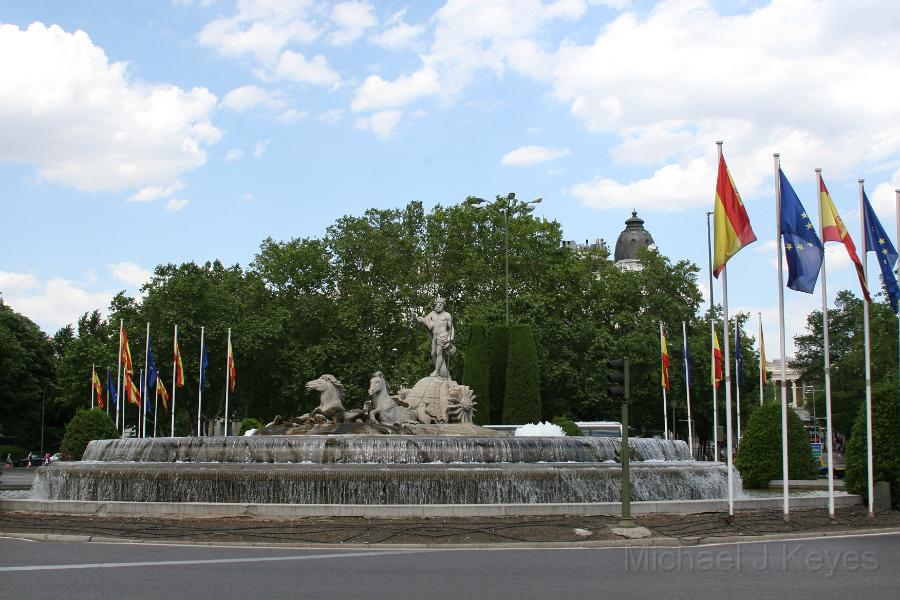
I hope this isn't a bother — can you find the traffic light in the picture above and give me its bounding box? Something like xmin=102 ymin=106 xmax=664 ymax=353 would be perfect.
xmin=607 ymin=357 xmax=629 ymax=399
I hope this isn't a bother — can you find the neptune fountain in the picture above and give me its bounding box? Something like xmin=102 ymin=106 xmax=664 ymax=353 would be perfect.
xmin=33 ymin=298 xmax=727 ymax=506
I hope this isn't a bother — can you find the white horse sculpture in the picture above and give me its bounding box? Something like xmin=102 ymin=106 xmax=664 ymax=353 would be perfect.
xmin=305 ymin=374 xmax=347 ymax=422
xmin=367 ymin=372 xmax=417 ymax=426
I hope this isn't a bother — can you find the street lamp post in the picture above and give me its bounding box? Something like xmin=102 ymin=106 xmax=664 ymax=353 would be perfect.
xmin=469 ymin=192 xmax=542 ymax=325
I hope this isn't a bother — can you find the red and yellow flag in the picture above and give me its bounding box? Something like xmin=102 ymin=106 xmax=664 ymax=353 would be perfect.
xmin=819 ymin=177 xmax=871 ymax=302
xmin=157 ymin=375 xmax=169 ymax=413
xmin=712 ymin=329 xmax=723 ymax=388
xmin=660 ymin=325 xmax=670 ymax=390
xmin=125 ymin=374 xmax=141 ymax=406
xmin=92 ymin=367 xmax=104 ymax=409
xmin=227 ymin=337 xmax=236 ymax=392
xmin=173 ymin=335 xmax=185 ymax=388
xmin=121 ymin=327 xmax=133 ymax=376
xmin=713 ymin=153 xmax=757 ymax=276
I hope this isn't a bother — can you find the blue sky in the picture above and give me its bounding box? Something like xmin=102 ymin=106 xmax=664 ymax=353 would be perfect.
xmin=2 ymin=0 xmax=899 ymax=356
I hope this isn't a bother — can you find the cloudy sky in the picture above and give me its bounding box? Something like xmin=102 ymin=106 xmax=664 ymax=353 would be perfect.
xmin=2 ymin=0 xmax=899 ymax=355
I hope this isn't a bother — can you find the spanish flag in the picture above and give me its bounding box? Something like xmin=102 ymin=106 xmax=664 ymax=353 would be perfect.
xmin=157 ymin=375 xmax=169 ymax=413
xmin=125 ymin=374 xmax=141 ymax=406
xmin=660 ymin=325 xmax=670 ymax=390
xmin=819 ymin=177 xmax=871 ymax=302
xmin=227 ymin=337 xmax=236 ymax=393
xmin=121 ymin=327 xmax=133 ymax=377
xmin=173 ymin=335 xmax=185 ymax=388
xmin=92 ymin=367 xmax=104 ymax=409
xmin=712 ymin=328 xmax=723 ymax=388
xmin=713 ymin=152 xmax=757 ymax=276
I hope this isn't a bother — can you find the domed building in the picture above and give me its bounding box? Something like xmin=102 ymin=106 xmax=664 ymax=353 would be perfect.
xmin=613 ymin=210 xmax=656 ymax=271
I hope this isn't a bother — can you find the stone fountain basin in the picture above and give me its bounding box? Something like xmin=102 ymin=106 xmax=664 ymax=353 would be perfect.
xmin=33 ymin=461 xmax=728 ymax=505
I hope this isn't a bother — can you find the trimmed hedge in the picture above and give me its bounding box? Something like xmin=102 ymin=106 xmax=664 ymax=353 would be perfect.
xmin=488 ymin=325 xmax=509 ymax=424
xmin=503 ymin=324 xmax=542 ymax=425
xmin=239 ymin=418 xmax=263 ymax=435
xmin=462 ymin=323 xmax=491 ymax=425
xmin=735 ymin=402 xmax=817 ymax=488
xmin=552 ymin=416 xmax=582 ymax=437
xmin=60 ymin=408 xmax=119 ymax=460
xmin=845 ymin=380 xmax=900 ymax=506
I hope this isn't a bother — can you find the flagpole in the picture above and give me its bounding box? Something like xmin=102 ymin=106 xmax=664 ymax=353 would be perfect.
xmin=90 ymin=365 xmax=95 ymax=409
xmin=816 ymin=168 xmax=836 ymax=519
xmin=138 ymin=368 xmax=143 ymax=439
xmin=717 ymin=141 xmax=736 ymax=518
xmin=153 ymin=377 xmax=159 ymax=437
xmin=172 ymin=324 xmax=178 ymax=438
xmin=774 ymin=153 xmax=790 ymax=520
xmin=197 ymin=326 xmax=205 ymax=437
xmin=683 ymin=320 xmax=694 ymax=456
xmin=142 ymin=322 xmax=150 ymax=439
xmin=105 ymin=367 xmax=110 ymax=415
xmin=758 ymin=313 xmax=765 ymax=406
xmin=660 ymin=322 xmax=668 ymax=440
xmin=859 ymin=179 xmax=875 ymax=518
xmin=225 ymin=328 xmax=232 ymax=436
xmin=735 ymin=320 xmax=742 ymax=440
xmin=706 ymin=210 xmax=719 ymax=462
xmin=116 ymin=320 xmax=123 ymax=431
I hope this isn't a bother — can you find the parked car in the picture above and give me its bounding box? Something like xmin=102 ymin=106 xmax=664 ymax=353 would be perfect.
xmin=16 ymin=454 xmax=47 ymax=467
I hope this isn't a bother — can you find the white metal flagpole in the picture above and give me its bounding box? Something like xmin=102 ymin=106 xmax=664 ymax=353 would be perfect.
xmin=138 ymin=369 xmax=143 ymax=439
xmin=735 ymin=320 xmax=742 ymax=440
xmin=116 ymin=320 xmax=123 ymax=431
xmin=758 ymin=313 xmax=765 ymax=406
xmin=859 ymin=179 xmax=875 ymax=518
xmin=683 ymin=321 xmax=694 ymax=456
xmin=225 ymin=328 xmax=232 ymax=436
xmin=143 ymin=322 xmax=150 ymax=439
xmin=153 ymin=376 xmax=159 ymax=437
xmin=105 ymin=367 xmax=110 ymax=415
xmin=775 ymin=153 xmax=790 ymax=520
xmin=90 ymin=365 xmax=95 ymax=409
xmin=171 ymin=324 xmax=178 ymax=438
xmin=197 ymin=326 xmax=205 ymax=437
xmin=660 ymin=322 xmax=668 ymax=440
xmin=706 ymin=211 xmax=719 ymax=462
xmin=816 ymin=168 xmax=836 ymax=519
xmin=718 ymin=141 xmax=736 ymax=518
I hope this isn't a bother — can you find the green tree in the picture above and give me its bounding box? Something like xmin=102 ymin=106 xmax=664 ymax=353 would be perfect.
xmin=503 ymin=324 xmax=541 ymax=424
xmin=844 ymin=375 xmax=900 ymax=505
xmin=59 ymin=408 xmax=119 ymax=460
xmin=735 ymin=402 xmax=817 ymax=488
xmin=461 ymin=323 xmax=490 ymax=425
xmin=488 ymin=325 xmax=509 ymax=423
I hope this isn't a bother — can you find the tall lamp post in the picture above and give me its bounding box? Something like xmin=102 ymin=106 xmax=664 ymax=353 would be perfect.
xmin=468 ymin=192 xmax=543 ymax=325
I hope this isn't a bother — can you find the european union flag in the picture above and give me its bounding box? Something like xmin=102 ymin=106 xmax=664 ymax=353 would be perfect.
xmin=780 ymin=169 xmax=823 ymax=294
xmin=199 ymin=343 xmax=209 ymax=388
xmin=107 ymin=369 xmax=118 ymax=410
xmin=862 ymin=191 xmax=900 ymax=313
xmin=145 ymin=342 xmax=158 ymax=413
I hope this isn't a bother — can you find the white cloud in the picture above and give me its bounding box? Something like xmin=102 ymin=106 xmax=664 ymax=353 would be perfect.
xmin=0 ymin=23 xmax=220 ymax=193
xmin=126 ymin=181 xmax=185 ymax=203
xmin=165 ymin=197 xmax=190 ymax=212
xmin=352 ymin=66 xmax=440 ymax=112
xmin=328 ymin=1 xmax=377 ymax=46
xmin=278 ymin=108 xmax=309 ymax=123
xmin=569 ymin=156 xmax=713 ymax=212
xmin=109 ymin=262 xmax=152 ymax=290
xmin=267 ymin=50 xmax=341 ymax=87
xmin=501 ymin=145 xmax=571 ymax=167
xmin=355 ymin=110 xmax=402 ymax=139
xmin=221 ymin=84 xmax=285 ymax=111
xmin=370 ymin=11 xmax=425 ymax=50
xmin=320 ymin=108 xmax=344 ymax=124
xmin=0 ymin=272 xmax=114 ymax=333
xmin=225 ymin=148 xmax=243 ymax=161
xmin=254 ymin=138 xmax=271 ymax=158
xmin=197 ymin=0 xmax=321 ymax=64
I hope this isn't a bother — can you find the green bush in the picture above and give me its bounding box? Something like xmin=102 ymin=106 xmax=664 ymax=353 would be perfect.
xmin=735 ymin=402 xmax=817 ymax=488
xmin=551 ymin=416 xmax=582 ymax=436
xmin=503 ymin=324 xmax=542 ymax=425
xmin=239 ymin=417 xmax=263 ymax=435
xmin=845 ymin=380 xmax=900 ymax=506
xmin=462 ymin=323 xmax=491 ymax=425
xmin=60 ymin=409 xmax=119 ymax=460
xmin=488 ymin=325 xmax=509 ymax=424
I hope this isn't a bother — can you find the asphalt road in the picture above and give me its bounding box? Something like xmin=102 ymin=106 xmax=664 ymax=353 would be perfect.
xmin=0 ymin=532 xmax=897 ymax=600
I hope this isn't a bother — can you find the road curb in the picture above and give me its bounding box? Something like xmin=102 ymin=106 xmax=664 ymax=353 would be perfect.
xmin=2 ymin=527 xmax=898 ymax=550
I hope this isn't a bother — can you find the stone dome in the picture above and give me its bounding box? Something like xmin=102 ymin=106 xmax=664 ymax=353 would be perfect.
xmin=614 ymin=210 xmax=656 ymax=263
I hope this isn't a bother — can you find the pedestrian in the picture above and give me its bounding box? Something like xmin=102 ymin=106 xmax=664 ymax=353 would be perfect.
xmin=4 ymin=453 xmax=11 ymax=469
xmin=27 ymin=452 xmax=33 ymax=468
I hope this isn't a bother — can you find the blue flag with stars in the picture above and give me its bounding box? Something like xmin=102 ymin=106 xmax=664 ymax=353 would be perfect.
xmin=145 ymin=341 xmax=158 ymax=413
xmin=106 ymin=369 xmax=118 ymax=410
xmin=779 ymin=169 xmax=823 ymax=294
xmin=862 ymin=191 xmax=900 ymax=314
